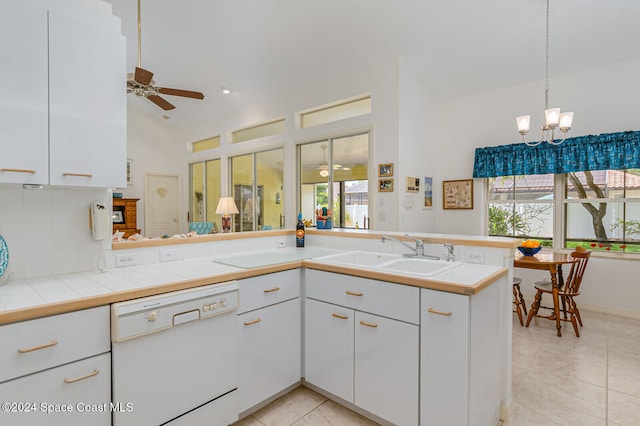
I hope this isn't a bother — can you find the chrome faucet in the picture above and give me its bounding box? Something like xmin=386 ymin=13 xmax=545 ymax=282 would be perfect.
xmin=381 ymin=234 xmax=440 ymax=260
xmin=444 ymin=243 xmax=456 ymax=262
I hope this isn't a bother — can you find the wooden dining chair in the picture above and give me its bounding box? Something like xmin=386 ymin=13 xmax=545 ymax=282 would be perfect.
xmin=525 ymin=249 xmax=591 ymax=337
xmin=513 ymin=277 xmax=527 ymax=326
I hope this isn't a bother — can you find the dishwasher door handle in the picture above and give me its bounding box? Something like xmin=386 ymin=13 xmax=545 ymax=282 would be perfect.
xmin=173 ymin=310 xmax=200 ymax=326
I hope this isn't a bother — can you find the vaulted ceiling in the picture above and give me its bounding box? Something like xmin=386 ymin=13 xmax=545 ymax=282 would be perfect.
xmin=105 ymin=0 xmax=640 ymax=128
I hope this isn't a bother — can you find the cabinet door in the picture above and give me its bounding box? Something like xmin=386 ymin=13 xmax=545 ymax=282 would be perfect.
xmin=355 ymin=311 xmax=419 ymax=426
xmin=0 ymin=1 xmax=49 ymax=185
xmin=48 ymin=9 xmax=126 ymax=188
xmin=421 ymin=289 xmax=470 ymax=426
xmin=0 ymin=353 xmax=111 ymax=426
xmin=237 ymin=298 xmax=301 ymax=413
xmin=304 ymin=298 xmax=354 ymax=403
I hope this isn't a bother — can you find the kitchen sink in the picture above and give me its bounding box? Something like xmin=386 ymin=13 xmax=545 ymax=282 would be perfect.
xmin=377 ymin=258 xmax=461 ymax=277
xmin=313 ymin=250 xmax=400 ymax=267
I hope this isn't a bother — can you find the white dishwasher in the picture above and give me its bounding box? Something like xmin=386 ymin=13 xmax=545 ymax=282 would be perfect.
xmin=111 ymin=281 xmax=239 ymax=426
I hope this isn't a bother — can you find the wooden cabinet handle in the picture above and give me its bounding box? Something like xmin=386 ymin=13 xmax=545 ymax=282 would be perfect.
xmin=359 ymin=320 xmax=378 ymax=328
xmin=428 ymin=308 xmax=452 ymax=317
xmin=62 ymin=173 xmax=93 ymax=178
xmin=243 ymin=318 xmax=262 ymax=326
xmin=345 ymin=290 xmax=363 ymax=297
xmin=1 ymin=168 xmax=36 ymax=174
xmin=64 ymin=369 xmax=99 ymax=384
xmin=18 ymin=340 xmax=58 ymax=354
xmin=263 ymin=287 xmax=280 ymax=293
xmin=332 ymin=313 xmax=348 ymax=320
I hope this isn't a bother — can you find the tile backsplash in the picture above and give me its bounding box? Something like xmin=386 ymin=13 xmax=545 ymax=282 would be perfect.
xmin=0 ymin=184 xmax=110 ymax=280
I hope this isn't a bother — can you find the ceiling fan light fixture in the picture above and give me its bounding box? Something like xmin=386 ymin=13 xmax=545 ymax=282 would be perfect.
xmin=319 ymin=169 xmax=329 ymax=178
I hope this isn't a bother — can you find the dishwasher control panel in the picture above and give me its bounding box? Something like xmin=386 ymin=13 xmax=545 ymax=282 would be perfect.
xmin=111 ymin=281 xmax=239 ymax=342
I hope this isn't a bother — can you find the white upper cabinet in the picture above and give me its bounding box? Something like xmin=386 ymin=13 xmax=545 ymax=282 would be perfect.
xmin=0 ymin=1 xmax=49 ymax=185
xmin=48 ymin=8 xmax=126 ymax=188
xmin=0 ymin=0 xmax=126 ymax=188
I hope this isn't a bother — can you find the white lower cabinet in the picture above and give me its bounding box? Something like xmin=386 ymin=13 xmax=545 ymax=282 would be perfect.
xmin=237 ymin=270 xmax=302 ymax=414
xmin=304 ymin=299 xmax=354 ymax=402
xmin=304 ymin=270 xmax=420 ymax=425
xmin=421 ymin=288 xmax=470 ymax=426
xmin=0 ymin=306 xmax=111 ymax=426
xmin=421 ymin=282 xmax=504 ymax=426
xmin=0 ymin=353 xmax=111 ymax=426
xmin=354 ymin=311 xmax=419 ymax=426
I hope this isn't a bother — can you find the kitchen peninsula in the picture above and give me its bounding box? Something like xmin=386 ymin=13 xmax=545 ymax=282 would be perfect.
xmin=0 ymin=230 xmax=516 ymax=426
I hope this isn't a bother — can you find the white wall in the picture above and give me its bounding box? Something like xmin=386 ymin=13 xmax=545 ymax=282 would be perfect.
xmin=118 ymin=108 xmax=184 ymax=234
xmin=397 ymin=58 xmax=440 ymax=233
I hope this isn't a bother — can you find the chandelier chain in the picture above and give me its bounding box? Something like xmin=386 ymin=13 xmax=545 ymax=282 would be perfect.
xmin=544 ymin=0 xmax=550 ymax=110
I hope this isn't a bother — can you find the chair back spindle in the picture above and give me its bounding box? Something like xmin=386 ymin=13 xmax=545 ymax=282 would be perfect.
xmin=564 ymin=250 xmax=591 ymax=296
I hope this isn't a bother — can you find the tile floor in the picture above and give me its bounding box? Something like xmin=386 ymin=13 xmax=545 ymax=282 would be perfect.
xmin=234 ymin=310 xmax=640 ymax=426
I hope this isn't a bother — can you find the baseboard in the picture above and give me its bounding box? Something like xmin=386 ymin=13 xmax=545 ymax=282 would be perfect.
xmin=499 ymin=398 xmax=514 ymax=423
xmin=579 ymin=304 xmax=640 ymax=320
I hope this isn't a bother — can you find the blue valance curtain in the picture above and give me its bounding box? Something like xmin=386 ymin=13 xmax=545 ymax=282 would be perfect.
xmin=473 ymin=130 xmax=640 ymax=178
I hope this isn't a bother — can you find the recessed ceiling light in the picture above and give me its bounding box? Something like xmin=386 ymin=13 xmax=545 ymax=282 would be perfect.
xmin=222 ymin=87 xmax=231 ymax=95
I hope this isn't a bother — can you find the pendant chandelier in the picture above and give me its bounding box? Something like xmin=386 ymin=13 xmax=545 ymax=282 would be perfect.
xmin=516 ymin=0 xmax=574 ymax=147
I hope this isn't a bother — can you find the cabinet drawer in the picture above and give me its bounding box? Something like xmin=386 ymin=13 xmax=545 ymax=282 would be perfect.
xmin=0 ymin=306 xmax=110 ymax=383
xmin=305 ymin=270 xmax=419 ymax=324
xmin=238 ymin=269 xmax=300 ymax=314
xmin=0 ymin=353 xmax=111 ymax=426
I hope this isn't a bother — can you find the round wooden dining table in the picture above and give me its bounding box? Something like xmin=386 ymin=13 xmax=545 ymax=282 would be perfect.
xmin=514 ymin=251 xmax=574 ymax=336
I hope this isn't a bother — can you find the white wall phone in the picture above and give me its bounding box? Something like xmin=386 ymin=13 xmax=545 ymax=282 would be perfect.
xmin=90 ymin=202 xmax=110 ymax=241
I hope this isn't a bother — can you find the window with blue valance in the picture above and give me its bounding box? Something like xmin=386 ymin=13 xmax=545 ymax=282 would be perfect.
xmin=473 ymin=130 xmax=640 ymax=178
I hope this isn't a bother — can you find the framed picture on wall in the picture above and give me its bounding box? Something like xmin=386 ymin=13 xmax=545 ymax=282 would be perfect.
xmin=378 ymin=178 xmax=393 ymax=192
xmin=126 ymin=159 xmax=134 ymax=185
xmin=443 ymin=179 xmax=473 ymax=209
xmin=378 ymin=163 xmax=393 ymax=177
xmin=423 ymin=176 xmax=433 ymax=209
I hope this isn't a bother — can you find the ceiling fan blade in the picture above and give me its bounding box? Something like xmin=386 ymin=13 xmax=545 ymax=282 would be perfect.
xmin=158 ymin=87 xmax=205 ymax=100
xmin=134 ymin=67 xmax=154 ymax=85
xmin=147 ymin=94 xmax=175 ymax=110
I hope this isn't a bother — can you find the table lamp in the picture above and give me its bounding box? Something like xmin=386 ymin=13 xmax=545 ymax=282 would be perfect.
xmin=216 ymin=197 xmax=239 ymax=233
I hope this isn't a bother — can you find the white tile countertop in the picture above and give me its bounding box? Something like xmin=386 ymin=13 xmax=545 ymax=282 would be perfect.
xmin=0 ymin=246 xmax=506 ymax=325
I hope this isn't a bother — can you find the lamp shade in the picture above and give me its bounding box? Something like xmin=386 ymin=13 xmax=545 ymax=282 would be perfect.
xmin=558 ymin=112 xmax=574 ymax=132
xmin=215 ymin=197 xmax=239 ymax=215
xmin=516 ymin=115 xmax=531 ymax=135
xmin=544 ymin=108 xmax=561 ymax=128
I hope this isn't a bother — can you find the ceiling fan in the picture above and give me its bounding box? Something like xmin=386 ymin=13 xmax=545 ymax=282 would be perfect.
xmin=315 ymin=145 xmax=349 ymax=177
xmin=126 ymin=0 xmax=205 ymax=111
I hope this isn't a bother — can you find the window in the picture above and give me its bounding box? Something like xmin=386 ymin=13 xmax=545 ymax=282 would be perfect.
xmin=565 ymin=169 xmax=640 ymax=252
xmin=232 ymin=118 xmax=285 ymax=144
xmin=299 ymin=133 xmax=369 ymax=228
xmin=477 ymin=130 xmax=640 ymax=254
xmin=300 ymin=95 xmax=371 ymax=128
xmin=230 ymin=148 xmax=284 ymax=231
xmin=487 ymin=174 xmax=554 ymax=243
xmin=487 ymin=169 xmax=640 ymax=253
xmin=189 ymin=159 xmax=221 ymax=228
xmin=192 ymin=136 xmax=220 ymax=152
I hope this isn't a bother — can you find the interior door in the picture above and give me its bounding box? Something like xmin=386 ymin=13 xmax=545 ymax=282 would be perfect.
xmin=145 ymin=173 xmax=179 ymax=237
